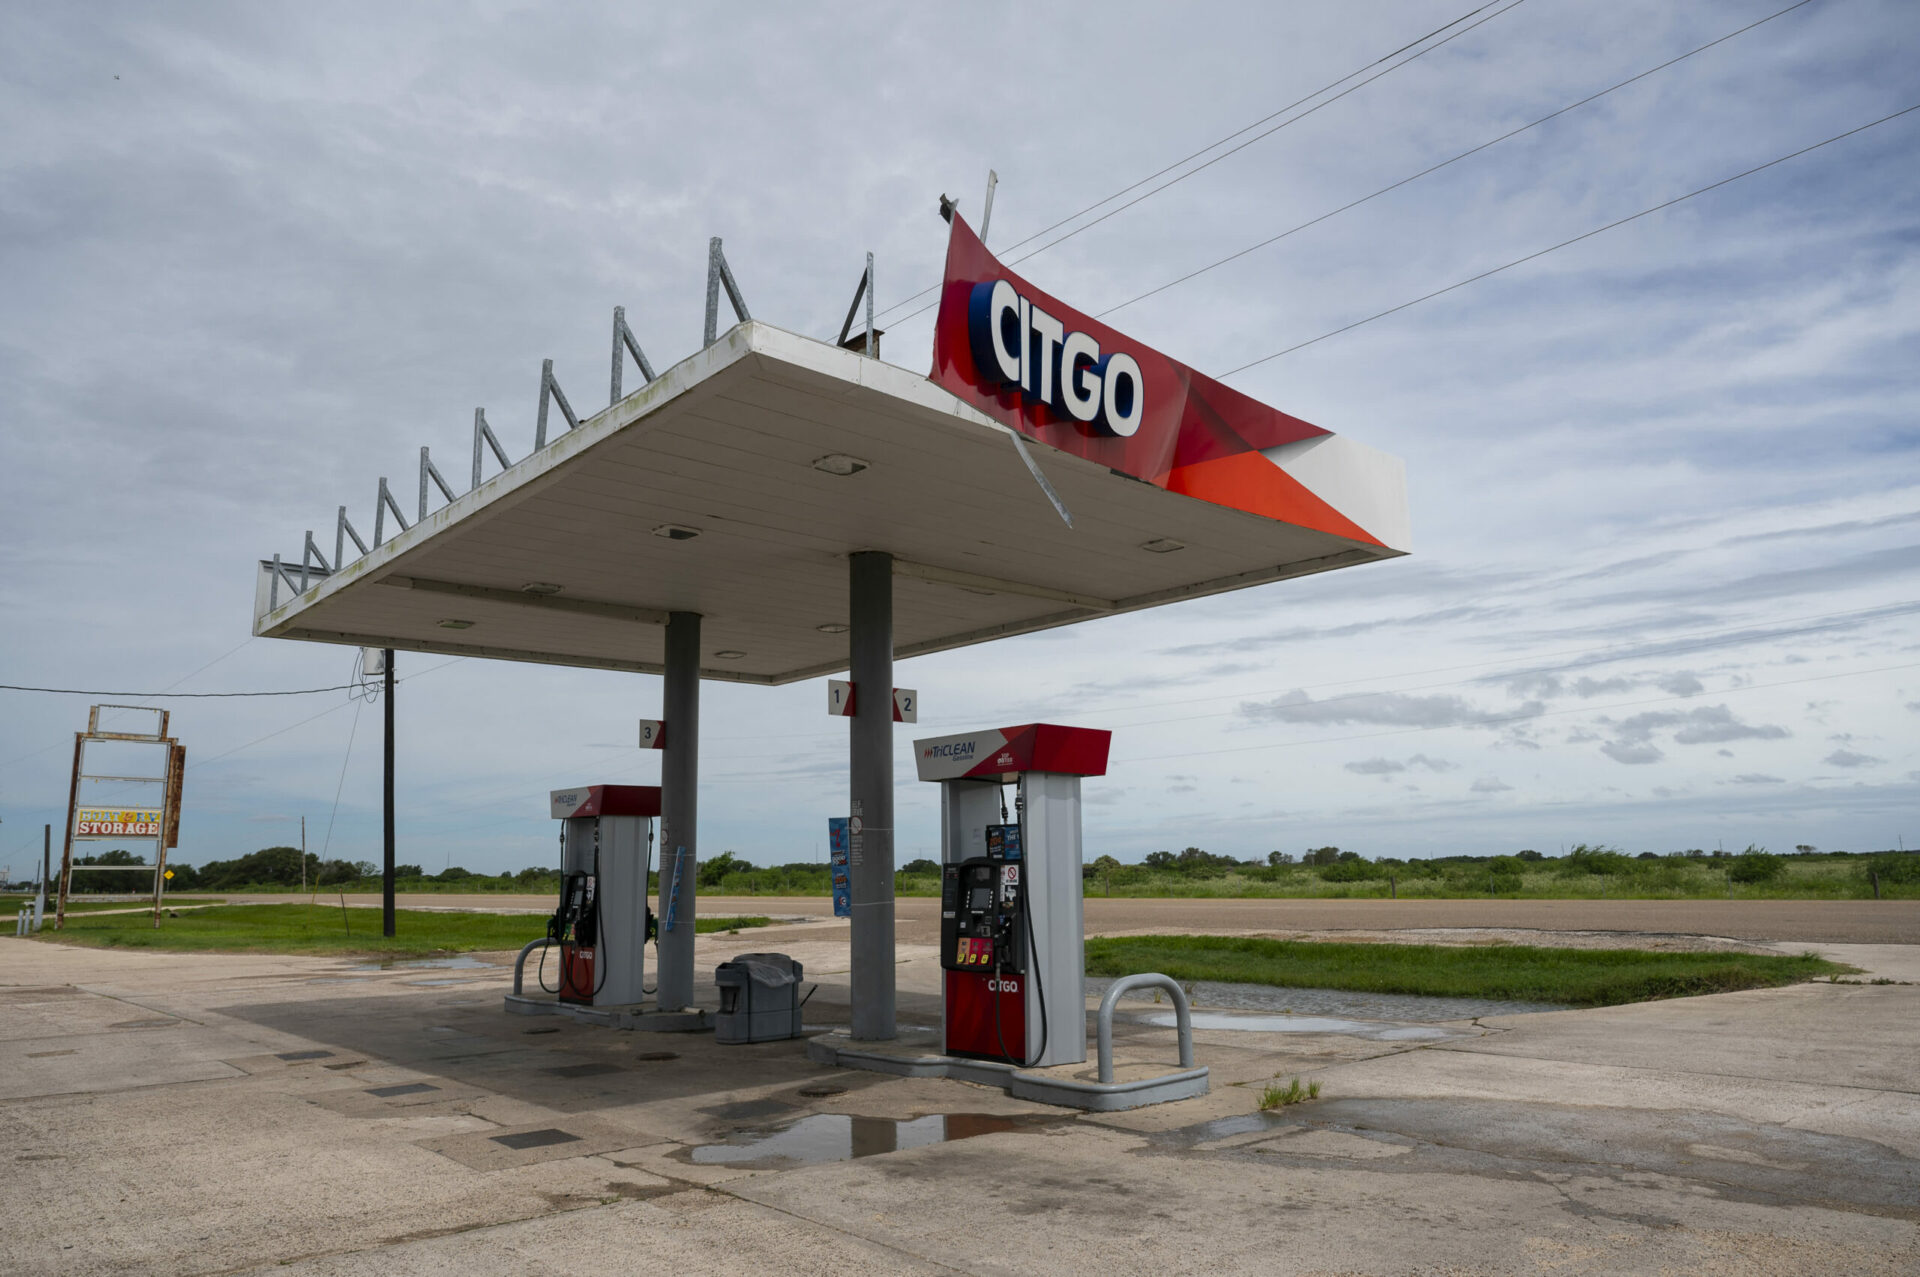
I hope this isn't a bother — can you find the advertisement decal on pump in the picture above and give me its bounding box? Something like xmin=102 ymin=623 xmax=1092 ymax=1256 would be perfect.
xmin=912 ymin=723 xmax=1113 ymax=781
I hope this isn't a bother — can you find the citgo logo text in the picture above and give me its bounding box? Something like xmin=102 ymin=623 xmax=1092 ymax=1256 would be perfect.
xmin=968 ymin=280 xmax=1144 ymax=437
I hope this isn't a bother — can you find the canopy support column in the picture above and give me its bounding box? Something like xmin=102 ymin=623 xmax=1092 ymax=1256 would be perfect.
xmin=849 ymin=550 xmax=896 ymax=1040
xmin=656 ymin=611 xmax=701 ymax=1010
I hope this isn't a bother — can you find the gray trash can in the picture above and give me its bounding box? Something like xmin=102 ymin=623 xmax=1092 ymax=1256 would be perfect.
xmin=714 ymin=953 xmax=804 ymax=1043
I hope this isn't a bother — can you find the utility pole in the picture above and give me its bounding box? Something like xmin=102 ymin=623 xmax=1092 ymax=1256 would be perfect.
xmin=383 ymin=648 xmax=396 ymax=938
xmin=300 ymin=815 xmax=307 ymax=896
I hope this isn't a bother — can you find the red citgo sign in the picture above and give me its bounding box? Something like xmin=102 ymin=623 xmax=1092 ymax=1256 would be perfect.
xmin=928 ymin=213 xmax=1383 ymax=545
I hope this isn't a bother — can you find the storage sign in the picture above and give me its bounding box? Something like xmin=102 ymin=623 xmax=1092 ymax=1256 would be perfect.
xmin=75 ymin=808 xmax=164 ymax=838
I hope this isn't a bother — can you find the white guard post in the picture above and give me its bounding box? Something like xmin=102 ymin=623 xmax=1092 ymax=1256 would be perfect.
xmin=914 ymin=724 xmax=1111 ymax=1069
xmin=549 ymin=785 xmax=661 ymax=1007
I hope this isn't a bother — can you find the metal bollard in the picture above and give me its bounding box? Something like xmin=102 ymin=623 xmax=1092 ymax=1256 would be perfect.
xmin=1096 ymin=973 xmax=1196 ymax=1084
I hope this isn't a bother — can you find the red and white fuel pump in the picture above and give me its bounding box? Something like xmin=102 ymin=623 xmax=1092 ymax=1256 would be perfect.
xmin=544 ymin=784 xmax=659 ymax=1007
xmin=914 ymin=723 xmax=1110 ymax=1069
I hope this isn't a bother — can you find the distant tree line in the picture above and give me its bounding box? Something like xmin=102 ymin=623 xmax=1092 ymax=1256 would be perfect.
xmin=117 ymin=839 xmax=1915 ymax=899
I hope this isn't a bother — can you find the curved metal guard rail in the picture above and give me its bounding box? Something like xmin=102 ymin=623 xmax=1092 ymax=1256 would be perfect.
xmin=513 ymin=937 xmax=555 ymax=996
xmin=1096 ymin=973 xmax=1195 ymax=1084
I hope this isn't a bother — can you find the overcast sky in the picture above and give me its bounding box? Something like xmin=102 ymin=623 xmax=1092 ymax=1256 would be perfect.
xmin=3 ymin=0 xmax=1916 ymax=879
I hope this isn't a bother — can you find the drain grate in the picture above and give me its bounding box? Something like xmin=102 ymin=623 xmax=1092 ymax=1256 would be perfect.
xmin=366 ymin=1083 xmax=439 ymax=1098
xmin=492 ymin=1128 xmax=581 ymax=1150
xmin=635 ymin=1051 xmax=679 ymax=1062
xmin=798 ymin=1084 xmax=847 ymax=1098
xmin=522 ymin=1026 xmax=561 ymax=1035
xmin=546 ymin=1062 xmax=625 ymax=1078
xmin=111 ymin=1019 xmax=179 ymax=1029
xmin=275 ymin=1049 xmax=334 ymax=1061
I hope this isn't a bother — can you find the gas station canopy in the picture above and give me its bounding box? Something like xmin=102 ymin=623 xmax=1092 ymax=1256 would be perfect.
xmin=253 ymin=321 xmax=1407 ymax=680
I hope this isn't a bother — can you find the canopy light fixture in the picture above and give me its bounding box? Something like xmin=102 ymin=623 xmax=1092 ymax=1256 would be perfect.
xmin=811 ymin=454 xmax=869 ymax=477
xmin=713 ymin=649 xmax=747 ymax=660
xmin=437 ymin=618 xmax=475 ymax=630
xmin=816 ymin=623 xmax=850 ymax=634
xmin=652 ymin=523 xmax=701 ymax=541
xmin=1140 ymin=537 xmax=1186 ymax=553
xmin=520 ymin=582 xmax=563 ymax=596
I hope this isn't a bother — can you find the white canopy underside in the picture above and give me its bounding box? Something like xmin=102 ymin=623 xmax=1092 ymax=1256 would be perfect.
xmin=254 ymin=322 xmax=1407 ymax=685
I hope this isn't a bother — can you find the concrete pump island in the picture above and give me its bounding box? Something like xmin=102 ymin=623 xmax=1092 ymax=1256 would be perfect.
xmin=6 ymin=217 xmax=1917 ymax=1276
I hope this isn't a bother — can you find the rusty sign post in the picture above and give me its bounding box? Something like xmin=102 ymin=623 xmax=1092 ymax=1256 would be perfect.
xmin=55 ymin=705 xmax=185 ymax=930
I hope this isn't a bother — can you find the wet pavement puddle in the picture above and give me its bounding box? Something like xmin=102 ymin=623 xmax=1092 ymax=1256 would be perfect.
xmin=686 ymin=1112 xmax=1048 ymax=1167
xmin=353 ymin=955 xmax=493 ymax=973
xmin=1133 ymin=1009 xmax=1457 ymax=1041
xmin=1087 ymin=977 xmax=1565 ymax=1021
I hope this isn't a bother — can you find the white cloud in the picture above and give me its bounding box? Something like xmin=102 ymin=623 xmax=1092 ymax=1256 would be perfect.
xmin=1244 ymin=690 xmax=1536 ymax=730
xmin=1470 ymin=776 xmax=1513 ymax=793
xmin=1 ymin=1 xmax=1916 ymax=870
xmin=1824 ymin=749 xmax=1882 ymax=769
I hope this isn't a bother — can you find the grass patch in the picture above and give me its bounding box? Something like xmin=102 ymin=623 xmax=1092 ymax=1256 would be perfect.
xmin=1086 ymin=935 xmax=1849 ymax=1008
xmin=1 ymin=896 xmax=226 ymax=914
xmin=1259 ymin=1076 xmax=1322 ymax=1109
xmin=30 ymin=904 xmax=771 ymax=958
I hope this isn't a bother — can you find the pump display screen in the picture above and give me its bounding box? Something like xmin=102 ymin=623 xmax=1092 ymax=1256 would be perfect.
xmin=941 ymin=857 xmax=1025 ymax=976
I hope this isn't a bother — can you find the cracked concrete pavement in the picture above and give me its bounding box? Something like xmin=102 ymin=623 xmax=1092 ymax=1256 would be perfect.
xmin=3 ymin=909 xmax=1915 ymax=1275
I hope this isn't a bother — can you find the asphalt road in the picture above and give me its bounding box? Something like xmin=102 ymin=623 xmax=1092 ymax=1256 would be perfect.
xmin=230 ymin=891 xmax=1920 ymax=945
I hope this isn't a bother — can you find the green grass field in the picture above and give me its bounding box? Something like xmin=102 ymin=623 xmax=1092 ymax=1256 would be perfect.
xmin=27 ymin=904 xmax=772 ymax=957
xmin=1085 ymin=935 xmax=1848 ymax=1007
xmin=2 ymin=896 xmax=227 ymax=914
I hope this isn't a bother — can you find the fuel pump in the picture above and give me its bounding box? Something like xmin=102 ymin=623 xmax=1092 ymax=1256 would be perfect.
xmin=543 ymin=785 xmax=661 ymax=1008
xmin=917 ymin=723 xmax=1110 ymax=1068
xmin=548 ymin=862 xmax=601 ymax=1003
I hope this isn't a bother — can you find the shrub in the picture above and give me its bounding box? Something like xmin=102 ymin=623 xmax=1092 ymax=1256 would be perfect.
xmin=698 ymin=851 xmax=744 ymax=887
xmin=314 ymin=859 xmax=361 ymax=887
xmin=1488 ymin=856 xmax=1525 ymax=892
xmin=1561 ymin=844 xmax=1630 ymax=877
xmin=1319 ymin=859 xmax=1381 ymax=883
xmin=1859 ymin=852 xmax=1920 ymax=885
xmin=1727 ymin=846 xmax=1784 ymax=884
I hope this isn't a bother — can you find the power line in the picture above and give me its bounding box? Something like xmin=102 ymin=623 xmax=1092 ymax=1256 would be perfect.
xmin=317 ymin=698 xmax=365 ymax=862
xmin=0 ymin=682 xmax=359 ymax=698
xmin=1097 ymin=0 xmax=1819 ymax=319
xmin=179 ymin=657 xmax=465 ymax=771
xmin=870 ymin=0 xmax=1530 ymax=326
xmin=1218 ymin=100 xmax=1920 ymax=377
xmin=994 ymin=2 xmax=1511 ymax=257
xmin=999 ymin=1 xmax=1532 ymax=268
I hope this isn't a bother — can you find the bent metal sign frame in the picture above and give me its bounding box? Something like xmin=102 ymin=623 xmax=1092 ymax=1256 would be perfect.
xmin=928 ymin=214 xmax=1383 ymax=546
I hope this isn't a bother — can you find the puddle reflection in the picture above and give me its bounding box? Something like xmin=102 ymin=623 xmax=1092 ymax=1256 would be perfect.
xmin=352 ymin=955 xmax=493 ymax=972
xmin=689 ymin=1113 xmax=1031 ymax=1166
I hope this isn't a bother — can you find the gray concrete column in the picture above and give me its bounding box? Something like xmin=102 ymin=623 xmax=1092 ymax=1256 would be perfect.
xmin=848 ymin=550 xmax=896 ymax=1040
xmin=657 ymin=611 xmax=701 ymax=1010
